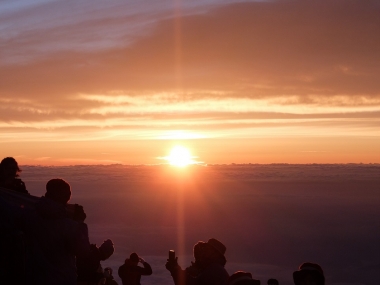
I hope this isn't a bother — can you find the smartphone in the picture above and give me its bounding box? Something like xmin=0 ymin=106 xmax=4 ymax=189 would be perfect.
xmin=169 ymin=250 xmax=176 ymax=261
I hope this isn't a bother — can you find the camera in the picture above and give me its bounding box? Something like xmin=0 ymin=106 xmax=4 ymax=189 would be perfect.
xmin=169 ymin=250 xmax=176 ymax=261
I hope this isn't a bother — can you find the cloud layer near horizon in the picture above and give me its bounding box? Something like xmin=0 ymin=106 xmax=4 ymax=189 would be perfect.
xmin=22 ymin=164 xmax=380 ymax=285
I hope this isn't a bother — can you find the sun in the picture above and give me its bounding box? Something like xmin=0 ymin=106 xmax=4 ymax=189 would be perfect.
xmin=166 ymin=146 xmax=195 ymax=167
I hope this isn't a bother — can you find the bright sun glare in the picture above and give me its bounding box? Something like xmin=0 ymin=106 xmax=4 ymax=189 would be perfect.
xmin=166 ymin=146 xmax=195 ymax=167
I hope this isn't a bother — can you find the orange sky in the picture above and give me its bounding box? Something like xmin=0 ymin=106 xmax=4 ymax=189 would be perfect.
xmin=0 ymin=0 xmax=379 ymax=165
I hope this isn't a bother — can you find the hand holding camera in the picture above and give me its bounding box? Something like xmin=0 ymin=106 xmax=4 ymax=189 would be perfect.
xmin=165 ymin=250 xmax=179 ymax=272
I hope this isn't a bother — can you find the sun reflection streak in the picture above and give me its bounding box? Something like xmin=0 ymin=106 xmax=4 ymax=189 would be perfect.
xmin=173 ymin=0 xmax=187 ymax=273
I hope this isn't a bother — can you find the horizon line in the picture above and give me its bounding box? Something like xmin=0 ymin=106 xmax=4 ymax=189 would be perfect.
xmin=21 ymin=162 xmax=380 ymax=167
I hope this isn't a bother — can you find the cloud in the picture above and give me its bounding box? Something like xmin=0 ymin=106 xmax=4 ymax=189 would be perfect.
xmin=1 ymin=0 xmax=379 ymax=96
xmin=0 ymin=0 xmax=245 ymax=64
xmin=0 ymin=0 xmax=379 ymax=145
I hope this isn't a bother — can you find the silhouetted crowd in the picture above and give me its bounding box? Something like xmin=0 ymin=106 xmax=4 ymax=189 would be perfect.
xmin=0 ymin=157 xmax=326 ymax=285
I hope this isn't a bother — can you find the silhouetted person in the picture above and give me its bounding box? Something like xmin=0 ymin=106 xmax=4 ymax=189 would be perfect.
xmin=0 ymin=157 xmax=28 ymax=194
xmin=0 ymin=158 xmax=30 ymax=284
xmin=228 ymin=271 xmax=260 ymax=285
xmin=293 ymin=262 xmax=325 ymax=285
xmin=267 ymin=278 xmax=278 ymax=285
xmin=165 ymin=238 xmax=229 ymax=285
xmin=118 ymin=252 xmax=152 ymax=285
xmin=77 ymin=239 xmax=115 ymax=285
xmin=19 ymin=178 xmax=92 ymax=285
xmin=102 ymin=267 xmax=119 ymax=285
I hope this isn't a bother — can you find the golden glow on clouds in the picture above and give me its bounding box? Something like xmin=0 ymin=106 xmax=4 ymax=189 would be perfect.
xmin=0 ymin=0 xmax=379 ymax=164
xmin=76 ymin=92 xmax=380 ymax=116
xmin=155 ymin=130 xmax=206 ymax=140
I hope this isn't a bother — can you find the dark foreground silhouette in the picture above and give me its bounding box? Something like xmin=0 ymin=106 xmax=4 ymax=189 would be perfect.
xmin=165 ymin=238 xmax=229 ymax=285
xmin=0 ymin=179 xmax=328 ymax=285
xmin=0 ymin=159 xmax=329 ymax=285
xmin=118 ymin=252 xmax=152 ymax=285
xmin=0 ymin=178 xmax=113 ymax=285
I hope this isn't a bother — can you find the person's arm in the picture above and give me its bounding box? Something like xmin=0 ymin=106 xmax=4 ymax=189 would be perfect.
xmin=165 ymin=258 xmax=190 ymax=285
xmin=138 ymin=259 xmax=153 ymax=275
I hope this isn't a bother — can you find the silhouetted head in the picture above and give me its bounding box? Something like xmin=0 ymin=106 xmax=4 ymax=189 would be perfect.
xmin=0 ymin=157 xmax=21 ymax=177
xmin=268 ymin=278 xmax=279 ymax=285
xmin=193 ymin=238 xmax=227 ymax=267
xmin=206 ymin=238 xmax=226 ymax=257
xmin=45 ymin=178 xmax=71 ymax=204
xmin=228 ymin=271 xmax=260 ymax=285
xmin=293 ymin=262 xmax=325 ymax=285
xmin=130 ymin=252 xmax=139 ymax=264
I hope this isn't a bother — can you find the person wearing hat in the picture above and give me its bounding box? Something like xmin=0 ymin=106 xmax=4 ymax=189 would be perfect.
xmin=228 ymin=271 xmax=260 ymax=285
xmin=293 ymin=262 xmax=325 ymax=285
xmin=118 ymin=252 xmax=152 ymax=285
xmin=0 ymin=157 xmax=28 ymax=194
xmin=14 ymin=178 xmax=97 ymax=285
xmin=165 ymin=238 xmax=229 ymax=285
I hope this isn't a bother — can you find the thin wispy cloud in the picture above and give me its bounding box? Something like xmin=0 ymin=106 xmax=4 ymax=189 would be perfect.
xmin=0 ymin=0 xmax=246 ymax=64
